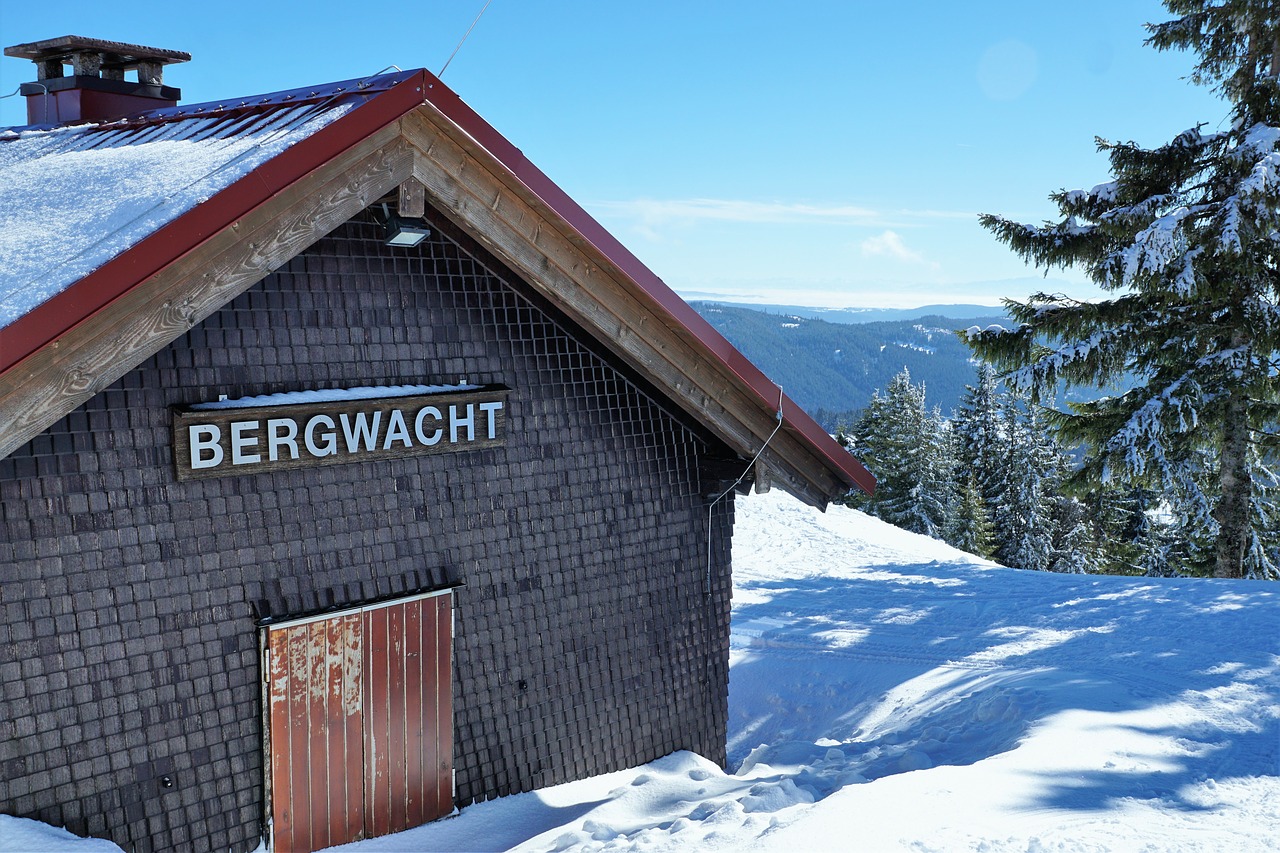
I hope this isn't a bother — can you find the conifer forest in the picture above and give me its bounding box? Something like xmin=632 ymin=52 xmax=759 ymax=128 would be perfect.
xmin=853 ymin=1 xmax=1280 ymax=580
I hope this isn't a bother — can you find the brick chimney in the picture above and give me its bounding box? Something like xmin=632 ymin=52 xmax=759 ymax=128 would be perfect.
xmin=4 ymin=36 xmax=190 ymax=126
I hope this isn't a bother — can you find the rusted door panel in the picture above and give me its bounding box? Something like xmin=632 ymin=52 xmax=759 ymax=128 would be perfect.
xmin=268 ymin=612 xmax=364 ymax=853
xmin=268 ymin=593 xmax=452 ymax=853
xmin=362 ymin=596 xmax=454 ymax=837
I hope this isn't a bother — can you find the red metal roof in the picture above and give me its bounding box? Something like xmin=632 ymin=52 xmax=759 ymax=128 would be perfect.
xmin=0 ymin=71 xmax=424 ymax=375
xmin=0 ymin=68 xmax=873 ymax=497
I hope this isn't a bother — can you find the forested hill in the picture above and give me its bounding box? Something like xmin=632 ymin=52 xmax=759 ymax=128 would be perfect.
xmin=691 ymin=302 xmax=1007 ymax=427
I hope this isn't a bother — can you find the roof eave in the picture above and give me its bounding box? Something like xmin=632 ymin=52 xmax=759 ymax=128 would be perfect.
xmin=409 ymin=71 xmax=874 ymax=502
xmin=0 ymin=67 xmax=874 ymax=504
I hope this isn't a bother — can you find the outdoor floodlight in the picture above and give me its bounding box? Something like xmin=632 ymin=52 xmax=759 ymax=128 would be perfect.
xmin=380 ymin=203 xmax=431 ymax=248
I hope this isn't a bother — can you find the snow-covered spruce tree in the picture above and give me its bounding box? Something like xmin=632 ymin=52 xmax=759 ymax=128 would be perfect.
xmin=933 ymin=421 xmax=965 ymax=546
xmin=845 ymin=369 xmax=953 ymax=539
xmin=1083 ymin=486 xmax=1167 ymax=574
xmin=991 ymin=396 xmax=1059 ymax=571
xmin=1132 ymin=504 xmax=1184 ymax=576
xmin=949 ymin=471 xmax=997 ymax=557
xmin=952 ymin=367 xmax=1075 ymax=569
xmin=950 ymin=366 xmax=1008 ymax=557
xmin=967 ymin=1 xmax=1280 ymax=579
xmin=952 ymin=365 xmax=1010 ymax=514
xmin=1048 ymin=493 xmax=1102 ymax=574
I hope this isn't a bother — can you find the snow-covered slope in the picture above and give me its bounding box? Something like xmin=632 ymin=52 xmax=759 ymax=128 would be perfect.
xmin=6 ymin=492 xmax=1278 ymax=852
xmin=725 ymin=494 xmax=1280 ymax=852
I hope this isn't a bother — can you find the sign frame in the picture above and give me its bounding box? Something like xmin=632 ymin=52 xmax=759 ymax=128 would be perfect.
xmin=172 ymin=385 xmax=509 ymax=481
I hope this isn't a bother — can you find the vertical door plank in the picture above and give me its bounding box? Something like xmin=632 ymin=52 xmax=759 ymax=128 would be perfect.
xmin=268 ymin=628 xmax=296 ymax=852
xmin=287 ymin=624 xmax=313 ymax=852
xmin=403 ymin=599 xmax=424 ymax=828
xmin=323 ymin=615 xmax=363 ymax=847
xmin=306 ymin=620 xmax=329 ymax=850
xmin=419 ymin=598 xmax=441 ymax=820
xmin=364 ymin=605 xmax=391 ymax=839
xmin=434 ymin=594 xmax=454 ymax=818
xmin=343 ymin=615 xmax=365 ymax=843
xmin=324 ymin=618 xmax=345 ymax=846
xmin=386 ymin=601 xmax=408 ymax=833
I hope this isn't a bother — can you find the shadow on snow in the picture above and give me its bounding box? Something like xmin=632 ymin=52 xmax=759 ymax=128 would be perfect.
xmin=728 ymin=557 xmax=1280 ymax=815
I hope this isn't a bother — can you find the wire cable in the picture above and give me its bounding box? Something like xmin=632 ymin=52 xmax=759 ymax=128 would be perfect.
xmin=705 ymin=386 xmax=785 ymax=595
xmin=439 ymin=0 xmax=495 ymax=78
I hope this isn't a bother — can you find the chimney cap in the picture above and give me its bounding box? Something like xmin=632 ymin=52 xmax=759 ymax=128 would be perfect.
xmin=4 ymin=35 xmax=190 ymax=70
xmin=5 ymin=36 xmax=190 ymax=125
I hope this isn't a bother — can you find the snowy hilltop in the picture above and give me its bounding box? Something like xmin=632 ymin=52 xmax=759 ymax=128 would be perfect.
xmin=5 ymin=492 xmax=1278 ymax=852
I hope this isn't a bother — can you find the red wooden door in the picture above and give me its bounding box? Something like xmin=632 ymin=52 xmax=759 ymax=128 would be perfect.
xmin=266 ymin=592 xmax=453 ymax=853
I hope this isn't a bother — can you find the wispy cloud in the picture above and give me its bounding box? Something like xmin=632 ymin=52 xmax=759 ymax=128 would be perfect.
xmin=589 ymin=198 xmax=973 ymax=229
xmin=860 ymin=230 xmax=941 ymax=270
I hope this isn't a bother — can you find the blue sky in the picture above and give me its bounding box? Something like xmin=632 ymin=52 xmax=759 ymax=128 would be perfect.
xmin=1 ymin=1 xmax=1230 ymax=308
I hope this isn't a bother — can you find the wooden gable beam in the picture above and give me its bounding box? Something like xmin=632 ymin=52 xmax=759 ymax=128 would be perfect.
xmin=400 ymin=107 xmax=846 ymax=508
xmin=0 ymin=130 xmax=412 ymax=463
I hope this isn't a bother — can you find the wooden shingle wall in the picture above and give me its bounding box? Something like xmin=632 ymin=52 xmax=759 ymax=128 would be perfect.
xmin=0 ymin=213 xmax=735 ymax=852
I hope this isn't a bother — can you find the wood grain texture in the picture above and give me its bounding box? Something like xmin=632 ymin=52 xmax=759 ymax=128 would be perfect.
xmin=432 ymin=594 xmax=453 ymax=817
xmin=398 ymin=177 xmax=426 ymax=219
xmin=0 ymin=128 xmax=412 ymax=464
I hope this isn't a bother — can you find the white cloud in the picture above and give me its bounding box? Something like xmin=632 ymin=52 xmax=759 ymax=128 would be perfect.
xmin=589 ymin=198 xmax=974 ymax=229
xmin=591 ymin=198 xmax=877 ymax=226
xmin=860 ymin=230 xmax=938 ymax=269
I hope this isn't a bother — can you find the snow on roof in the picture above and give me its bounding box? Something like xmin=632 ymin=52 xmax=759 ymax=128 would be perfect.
xmin=188 ymin=382 xmax=481 ymax=410
xmin=0 ymin=99 xmax=354 ymax=329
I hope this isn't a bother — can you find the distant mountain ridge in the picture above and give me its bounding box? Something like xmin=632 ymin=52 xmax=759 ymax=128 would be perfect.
xmin=696 ymin=302 xmax=1007 ymax=325
xmin=691 ymin=301 xmax=1010 ymax=427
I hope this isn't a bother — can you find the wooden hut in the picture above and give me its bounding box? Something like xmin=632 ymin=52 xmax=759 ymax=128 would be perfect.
xmin=0 ymin=36 xmax=873 ymax=852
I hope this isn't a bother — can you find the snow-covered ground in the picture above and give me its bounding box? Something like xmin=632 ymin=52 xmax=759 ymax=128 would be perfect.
xmin=6 ymin=491 xmax=1279 ymax=852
